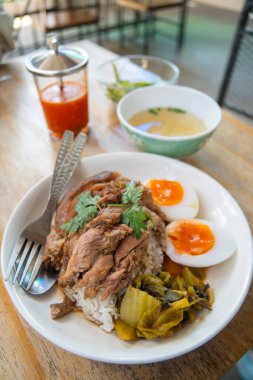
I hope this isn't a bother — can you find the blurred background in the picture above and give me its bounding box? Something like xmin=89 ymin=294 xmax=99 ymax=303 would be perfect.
xmin=0 ymin=0 xmax=253 ymax=121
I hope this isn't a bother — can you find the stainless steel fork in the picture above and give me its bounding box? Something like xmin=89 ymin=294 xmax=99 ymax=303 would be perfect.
xmin=5 ymin=131 xmax=87 ymax=292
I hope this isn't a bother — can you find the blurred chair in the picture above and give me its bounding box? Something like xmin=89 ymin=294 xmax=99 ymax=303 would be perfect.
xmin=0 ymin=8 xmax=14 ymax=81
xmin=36 ymin=0 xmax=100 ymax=38
xmin=4 ymin=0 xmax=100 ymax=53
xmin=218 ymin=0 xmax=253 ymax=119
xmin=116 ymin=0 xmax=188 ymax=53
xmin=4 ymin=0 xmax=55 ymax=50
xmin=0 ymin=9 xmax=14 ymax=58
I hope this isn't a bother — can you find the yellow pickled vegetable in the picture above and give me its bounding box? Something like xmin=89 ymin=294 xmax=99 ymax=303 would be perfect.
xmin=187 ymin=309 xmax=196 ymax=323
xmin=176 ymin=275 xmax=186 ymax=291
xmin=158 ymin=272 xmax=171 ymax=287
xmin=207 ymin=287 xmax=215 ymax=305
xmin=170 ymin=298 xmax=189 ymax=309
xmin=114 ymin=318 xmax=137 ymax=340
xmin=137 ymin=305 xmax=183 ymax=339
xmin=182 ymin=267 xmax=205 ymax=289
xmin=118 ymin=268 xmax=214 ymax=341
xmin=120 ymin=286 xmax=161 ymax=327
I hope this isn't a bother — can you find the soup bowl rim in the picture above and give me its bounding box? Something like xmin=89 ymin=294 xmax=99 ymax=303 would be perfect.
xmin=96 ymin=54 xmax=180 ymax=86
xmin=117 ymin=85 xmax=222 ymax=142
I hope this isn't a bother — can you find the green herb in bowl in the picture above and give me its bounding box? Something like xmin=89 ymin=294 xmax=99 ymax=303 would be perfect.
xmin=106 ymin=64 xmax=153 ymax=103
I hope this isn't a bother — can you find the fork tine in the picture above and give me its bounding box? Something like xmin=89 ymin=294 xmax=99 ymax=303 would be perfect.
xmin=5 ymin=239 xmax=27 ymax=281
xmin=19 ymin=243 xmax=41 ymax=285
xmin=12 ymin=242 xmax=34 ymax=284
xmin=25 ymin=250 xmax=44 ymax=290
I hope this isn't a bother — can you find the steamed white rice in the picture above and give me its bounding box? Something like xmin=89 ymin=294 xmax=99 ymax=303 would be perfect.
xmin=71 ymin=287 xmax=118 ymax=332
xmin=69 ymin=232 xmax=164 ymax=332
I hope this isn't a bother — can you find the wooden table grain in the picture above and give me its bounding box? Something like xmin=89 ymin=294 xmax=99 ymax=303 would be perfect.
xmin=0 ymin=41 xmax=252 ymax=380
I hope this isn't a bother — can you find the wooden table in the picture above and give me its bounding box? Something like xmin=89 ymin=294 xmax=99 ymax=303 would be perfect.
xmin=0 ymin=40 xmax=252 ymax=380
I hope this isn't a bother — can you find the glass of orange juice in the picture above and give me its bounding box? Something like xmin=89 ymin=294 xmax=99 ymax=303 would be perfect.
xmin=26 ymin=36 xmax=89 ymax=139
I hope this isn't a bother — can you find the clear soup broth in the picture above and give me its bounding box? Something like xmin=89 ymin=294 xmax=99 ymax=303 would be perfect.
xmin=128 ymin=107 xmax=206 ymax=137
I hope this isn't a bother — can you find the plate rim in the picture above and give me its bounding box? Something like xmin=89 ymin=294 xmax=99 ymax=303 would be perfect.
xmin=1 ymin=151 xmax=253 ymax=364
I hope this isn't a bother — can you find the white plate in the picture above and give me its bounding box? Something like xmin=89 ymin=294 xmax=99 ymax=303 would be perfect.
xmin=1 ymin=152 xmax=252 ymax=364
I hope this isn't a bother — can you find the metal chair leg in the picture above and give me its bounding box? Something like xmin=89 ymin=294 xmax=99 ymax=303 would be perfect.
xmin=151 ymin=14 xmax=156 ymax=39
xmin=143 ymin=11 xmax=152 ymax=54
xmin=118 ymin=7 xmax=125 ymax=48
xmin=217 ymin=0 xmax=251 ymax=106
xmin=97 ymin=24 xmax=102 ymax=45
xmin=78 ymin=26 xmax=83 ymax=41
xmin=96 ymin=0 xmax=102 ymax=45
xmin=177 ymin=0 xmax=188 ymax=51
xmin=58 ymin=30 xmax=64 ymax=44
xmin=134 ymin=11 xmax=141 ymax=40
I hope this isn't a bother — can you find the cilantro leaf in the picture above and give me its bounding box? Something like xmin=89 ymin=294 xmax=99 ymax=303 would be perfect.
xmin=74 ymin=192 xmax=101 ymax=213
xmin=80 ymin=205 xmax=98 ymax=225
xmin=167 ymin=107 xmax=186 ymax=114
xmin=122 ymin=183 xmax=143 ymax=205
xmin=119 ymin=183 xmax=148 ymax=238
xmin=148 ymin=108 xmax=161 ymax=115
xmin=121 ymin=204 xmax=147 ymax=239
xmin=60 ymin=192 xmax=101 ymax=233
xmin=60 ymin=214 xmax=84 ymax=233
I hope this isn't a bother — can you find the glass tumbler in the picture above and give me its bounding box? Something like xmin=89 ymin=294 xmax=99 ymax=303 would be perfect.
xmin=26 ymin=36 xmax=89 ymax=139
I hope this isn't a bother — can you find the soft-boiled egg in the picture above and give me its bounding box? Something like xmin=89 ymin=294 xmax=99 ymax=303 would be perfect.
xmin=144 ymin=178 xmax=199 ymax=220
xmin=166 ymin=219 xmax=236 ymax=267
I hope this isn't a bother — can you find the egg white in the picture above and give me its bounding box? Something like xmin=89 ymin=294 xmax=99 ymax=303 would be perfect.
xmin=144 ymin=178 xmax=199 ymax=221
xmin=165 ymin=219 xmax=237 ymax=267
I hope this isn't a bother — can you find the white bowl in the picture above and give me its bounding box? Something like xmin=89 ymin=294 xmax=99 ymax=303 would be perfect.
xmin=117 ymin=85 xmax=222 ymax=157
xmin=96 ymin=55 xmax=180 ymax=103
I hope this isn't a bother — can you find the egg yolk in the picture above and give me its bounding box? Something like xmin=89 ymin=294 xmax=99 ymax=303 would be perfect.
xmin=146 ymin=179 xmax=184 ymax=206
xmin=168 ymin=220 xmax=215 ymax=255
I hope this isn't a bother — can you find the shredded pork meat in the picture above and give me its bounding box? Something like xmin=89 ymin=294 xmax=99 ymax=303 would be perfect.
xmin=45 ymin=171 xmax=166 ymax=319
xmin=58 ymin=224 xmax=132 ymax=287
xmin=50 ymin=296 xmax=75 ymax=319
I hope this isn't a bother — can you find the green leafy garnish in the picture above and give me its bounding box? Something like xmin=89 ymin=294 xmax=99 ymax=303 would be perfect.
xmin=113 ymin=63 xmax=121 ymax=82
xmin=106 ymin=64 xmax=153 ymax=102
xmin=74 ymin=192 xmax=101 ymax=212
xmin=167 ymin=107 xmax=186 ymax=113
xmin=122 ymin=182 xmax=143 ymax=205
xmin=60 ymin=192 xmax=101 ymax=233
xmin=60 ymin=183 xmax=155 ymax=239
xmin=148 ymin=108 xmax=161 ymax=115
xmin=121 ymin=204 xmax=147 ymax=239
xmin=120 ymin=183 xmax=150 ymax=239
